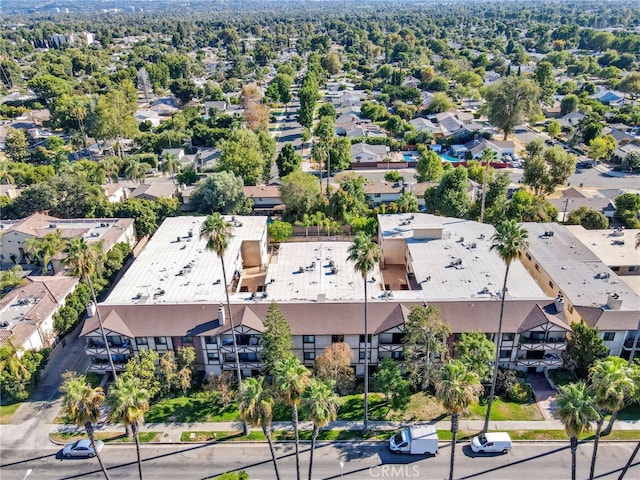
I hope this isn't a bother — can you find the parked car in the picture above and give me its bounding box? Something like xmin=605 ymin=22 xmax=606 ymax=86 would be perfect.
xmin=470 ymin=432 xmax=512 ymax=454
xmin=62 ymin=439 xmax=104 ymax=458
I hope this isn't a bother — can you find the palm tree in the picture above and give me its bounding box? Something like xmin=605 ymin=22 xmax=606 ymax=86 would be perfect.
xmin=106 ymin=376 xmax=150 ymax=480
xmin=60 ymin=374 xmax=111 ymax=480
xmin=64 ymin=237 xmax=118 ymax=379
xmin=484 ymin=220 xmax=529 ymax=432
xmin=479 ymin=148 xmax=497 ymax=224
xmin=302 ymin=378 xmax=338 ymax=480
xmin=347 ymin=232 xmax=381 ymax=434
xmin=237 ymin=377 xmax=280 ymax=480
xmin=556 ymin=382 xmax=599 ymax=480
xmin=273 ymin=356 xmax=311 ymax=480
xmin=160 ymin=152 xmax=181 ymax=185
xmin=125 ymin=159 xmax=146 ymax=185
xmin=26 ymin=229 xmax=63 ymax=275
xmin=199 ymin=213 xmax=246 ymax=434
xmin=587 ymin=357 xmax=635 ymax=480
xmin=436 ymin=360 xmax=482 ymax=480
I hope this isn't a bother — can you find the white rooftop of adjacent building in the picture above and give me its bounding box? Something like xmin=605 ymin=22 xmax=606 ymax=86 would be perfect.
xmin=380 ymin=214 xmax=548 ymax=301
xmin=523 ymin=222 xmax=640 ymax=312
xmin=104 ymin=216 xmax=267 ymax=305
xmin=564 ymin=226 xmax=640 ymax=269
xmin=265 ymin=242 xmax=383 ymax=302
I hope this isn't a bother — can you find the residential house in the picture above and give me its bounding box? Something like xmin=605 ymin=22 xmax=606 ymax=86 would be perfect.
xmin=363 ymin=181 xmax=429 ymax=207
xmin=550 ymin=187 xmax=616 ymax=222
xmin=557 ymin=111 xmax=585 ymax=129
xmin=102 ymin=183 xmax=129 ymax=203
xmin=129 ymin=182 xmax=177 ymax=201
xmin=591 ymin=88 xmax=625 ymax=106
xmin=409 ymin=117 xmax=441 ymax=135
xmin=350 ymin=143 xmax=390 ymax=167
xmin=243 ymin=185 xmax=284 ymax=213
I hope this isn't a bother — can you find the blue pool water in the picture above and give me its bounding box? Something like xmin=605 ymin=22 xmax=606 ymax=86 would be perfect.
xmin=438 ymin=153 xmax=461 ymax=162
xmin=402 ymin=153 xmax=418 ymax=162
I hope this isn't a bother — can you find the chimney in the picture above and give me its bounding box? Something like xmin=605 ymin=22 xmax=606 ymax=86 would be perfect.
xmin=606 ymin=293 xmax=623 ymax=311
xmin=217 ymin=305 xmax=225 ymax=325
xmin=554 ymin=295 xmax=564 ymax=314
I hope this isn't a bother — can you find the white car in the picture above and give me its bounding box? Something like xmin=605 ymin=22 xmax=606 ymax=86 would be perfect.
xmin=62 ymin=439 xmax=104 ymax=458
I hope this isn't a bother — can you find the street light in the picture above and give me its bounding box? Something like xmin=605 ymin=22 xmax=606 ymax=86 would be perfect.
xmin=339 ymin=460 xmax=344 ymax=479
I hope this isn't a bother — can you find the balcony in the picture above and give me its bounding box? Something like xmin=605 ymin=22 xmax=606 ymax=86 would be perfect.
xmin=86 ymin=339 xmax=132 ymax=354
xmin=623 ymin=340 xmax=640 ymax=349
xmin=519 ymin=336 xmax=566 ymax=350
xmin=515 ymin=358 xmax=564 ymax=367
xmin=88 ymin=354 xmax=130 ymax=371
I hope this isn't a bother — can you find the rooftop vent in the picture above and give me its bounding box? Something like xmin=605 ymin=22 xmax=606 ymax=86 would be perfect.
xmin=607 ymin=293 xmax=623 ymax=311
xmin=0 ymin=320 xmax=11 ymax=328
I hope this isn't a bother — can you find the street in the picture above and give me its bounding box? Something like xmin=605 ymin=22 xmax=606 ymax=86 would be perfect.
xmin=1 ymin=441 xmax=638 ymax=479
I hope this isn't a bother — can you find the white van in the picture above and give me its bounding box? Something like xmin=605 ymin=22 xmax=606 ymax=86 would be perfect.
xmin=470 ymin=432 xmax=512 ymax=454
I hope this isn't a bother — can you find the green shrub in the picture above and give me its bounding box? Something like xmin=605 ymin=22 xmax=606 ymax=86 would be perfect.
xmin=507 ymin=381 xmax=533 ymax=403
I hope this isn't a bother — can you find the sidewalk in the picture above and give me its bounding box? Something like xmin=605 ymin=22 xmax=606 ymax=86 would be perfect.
xmin=20 ymin=417 xmax=640 ymax=446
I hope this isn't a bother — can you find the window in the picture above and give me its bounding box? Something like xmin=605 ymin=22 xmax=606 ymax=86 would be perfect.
xmin=207 ymin=352 xmax=219 ymax=362
xmin=359 ymin=351 xmax=371 ymax=360
xmin=135 ymin=337 xmax=148 ymax=346
xmin=391 ymin=333 xmax=404 ymax=343
xmin=499 ymin=349 xmax=511 ymax=359
xmin=392 ymin=351 xmax=404 ymax=360
xmin=359 ymin=334 xmax=372 ymax=343
xmin=108 ymin=336 xmax=124 ymax=347
xmin=502 ymin=333 xmax=515 ymax=342
xmin=612 ymin=266 xmax=621 ymax=272
xmin=629 ymin=266 xmax=638 ymax=272
xmin=526 ymin=253 xmax=532 ymax=261
xmin=154 ymin=337 xmax=167 ymax=345
xmin=204 ymin=336 xmax=216 ymax=345
xmin=332 ymin=335 xmax=344 ymax=343
xmin=304 ymin=352 xmax=315 ymax=360
xmin=548 ymin=281 xmax=554 ymax=289
xmin=603 ymin=332 xmax=615 ymax=342
xmin=181 ymin=336 xmax=193 ymax=344
xmin=303 ymin=335 xmax=315 ymax=343
xmin=239 ymin=352 xmax=258 ymax=362
xmin=534 ymin=263 xmax=540 ymax=271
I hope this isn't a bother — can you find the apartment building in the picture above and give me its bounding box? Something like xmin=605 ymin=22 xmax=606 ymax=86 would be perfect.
xmin=521 ymin=223 xmax=640 ymax=361
xmin=80 ymin=214 xmax=574 ymax=376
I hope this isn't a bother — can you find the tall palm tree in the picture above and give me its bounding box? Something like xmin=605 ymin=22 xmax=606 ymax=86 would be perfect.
xmin=436 ymin=360 xmax=483 ymax=480
xmin=587 ymin=357 xmax=635 ymax=480
xmin=64 ymin=237 xmax=118 ymax=379
xmin=273 ymin=356 xmax=311 ymax=480
xmin=479 ymin=148 xmax=497 ymax=224
xmin=106 ymin=376 xmax=150 ymax=480
xmin=484 ymin=220 xmax=529 ymax=432
xmin=160 ymin=153 xmax=181 ymax=185
xmin=199 ymin=213 xmax=246 ymax=435
xmin=556 ymin=382 xmax=599 ymax=480
xmin=60 ymin=374 xmax=111 ymax=480
xmin=347 ymin=232 xmax=381 ymax=434
xmin=237 ymin=377 xmax=280 ymax=480
xmin=302 ymin=378 xmax=338 ymax=480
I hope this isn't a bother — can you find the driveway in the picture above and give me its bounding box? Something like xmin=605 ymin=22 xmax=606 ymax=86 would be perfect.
xmin=526 ymin=372 xmax=558 ymax=420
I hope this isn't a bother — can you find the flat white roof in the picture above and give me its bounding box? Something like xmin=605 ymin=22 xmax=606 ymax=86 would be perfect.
xmin=403 ymin=216 xmax=547 ymax=300
xmin=564 ymin=226 xmax=640 ymax=269
xmin=265 ymin=242 xmax=384 ymax=302
xmin=523 ymin=223 xmax=640 ymax=311
xmin=105 ymin=216 xmax=266 ymax=305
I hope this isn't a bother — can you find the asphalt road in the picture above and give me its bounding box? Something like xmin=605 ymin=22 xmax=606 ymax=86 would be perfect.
xmin=2 ymin=441 xmax=638 ymax=480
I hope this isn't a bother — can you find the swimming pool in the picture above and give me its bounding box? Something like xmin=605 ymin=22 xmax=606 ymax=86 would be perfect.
xmin=438 ymin=153 xmax=461 ymax=162
xmin=402 ymin=153 xmax=418 ymax=162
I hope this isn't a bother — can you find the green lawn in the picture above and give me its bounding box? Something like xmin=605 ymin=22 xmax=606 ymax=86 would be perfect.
xmin=145 ymin=394 xmax=239 ymax=423
xmin=0 ymin=403 xmax=21 ymax=424
xmin=466 ymin=397 xmax=544 ymax=421
xmin=547 ymin=368 xmax=577 ymax=387
xmin=336 ymin=393 xmax=390 ymax=421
